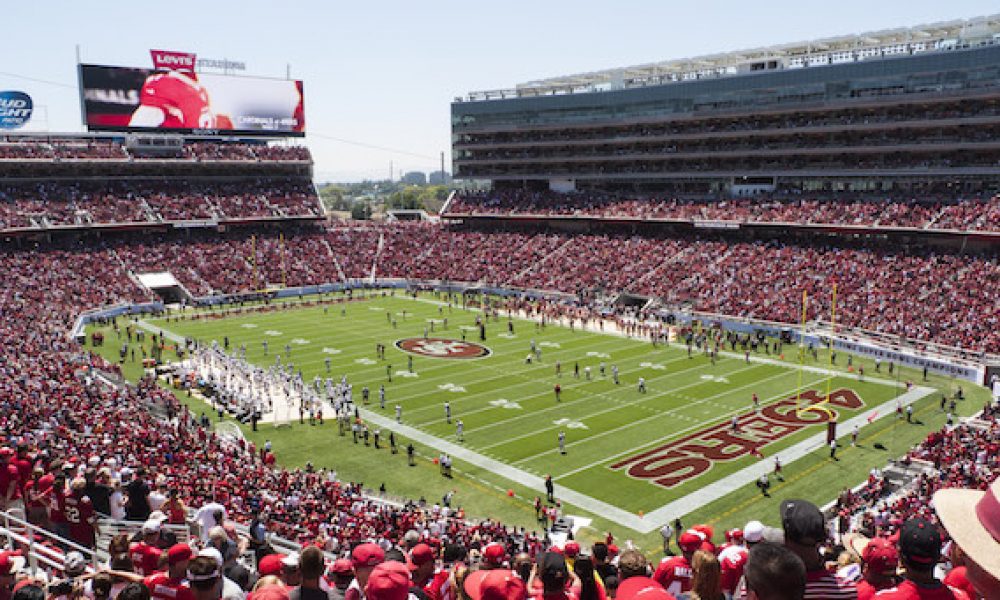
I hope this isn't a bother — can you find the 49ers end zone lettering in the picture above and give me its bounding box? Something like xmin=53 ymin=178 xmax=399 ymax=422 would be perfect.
xmin=610 ymin=389 xmax=864 ymax=489
xmin=395 ymin=337 xmax=492 ymax=359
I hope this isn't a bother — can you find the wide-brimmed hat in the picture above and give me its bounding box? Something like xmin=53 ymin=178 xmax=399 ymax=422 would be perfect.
xmin=934 ymin=478 xmax=1000 ymax=580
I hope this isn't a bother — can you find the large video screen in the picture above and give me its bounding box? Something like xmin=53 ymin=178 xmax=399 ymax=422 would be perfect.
xmin=79 ymin=64 xmax=305 ymax=136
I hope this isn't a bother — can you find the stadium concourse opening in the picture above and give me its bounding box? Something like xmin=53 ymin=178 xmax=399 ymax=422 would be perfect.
xmin=135 ymin=272 xmax=194 ymax=304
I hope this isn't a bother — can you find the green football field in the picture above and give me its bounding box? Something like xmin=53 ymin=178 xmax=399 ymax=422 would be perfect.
xmin=84 ymin=290 xmax=990 ymax=554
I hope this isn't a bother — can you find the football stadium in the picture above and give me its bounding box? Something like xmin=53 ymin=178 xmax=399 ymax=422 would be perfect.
xmin=2 ymin=7 xmax=1000 ymax=600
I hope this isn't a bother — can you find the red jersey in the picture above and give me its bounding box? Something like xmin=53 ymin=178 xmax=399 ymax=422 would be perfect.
xmin=653 ymin=556 xmax=693 ymax=596
xmin=145 ymin=573 xmax=195 ymax=600
xmin=130 ymin=542 xmax=164 ymax=576
xmin=941 ymin=568 xmax=976 ymax=600
xmin=139 ymin=72 xmax=214 ymax=129
xmin=857 ymin=579 xmax=898 ymax=600
xmin=873 ymin=580 xmax=970 ymax=600
xmin=420 ymin=570 xmax=453 ymax=600
xmin=64 ymin=492 xmax=96 ymax=547
xmin=718 ymin=545 xmax=749 ymax=594
xmin=163 ymin=499 xmax=186 ymax=525
xmin=14 ymin=458 xmax=32 ymax=492
xmin=24 ymin=473 xmax=53 ymax=509
xmin=0 ymin=463 xmax=20 ymax=501
xmin=49 ymin=484 xmax=67 ymax=524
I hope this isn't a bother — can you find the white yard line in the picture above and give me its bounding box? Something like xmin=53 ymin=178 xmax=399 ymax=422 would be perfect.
xmin=356 ymin=405 xmax=650 ymax=531
xmin=136 ymin=307 xmax=928 ymax=535
xmin=639 ymin=385 xmax=935 ymax=528
xmin=471 ymin=358 xmax=764 ymax=440
xmin=541 ymin=374 xmax=834 ymax=474
xmin=481 ymin=364 xmax=788 ymax=452
xmin=403 ymin=294 xmax=903 ymax=388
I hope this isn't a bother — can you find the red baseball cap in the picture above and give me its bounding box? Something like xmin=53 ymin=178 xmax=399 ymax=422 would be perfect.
xmin=353 ymin=543 xmax=385 ymax=568
xmin=678 ymin=530 xmax=706 ymax=552
xmin=167 ymin=544 xmax=193 ymax=566
xmin=482 ymin=543 xmax=506 ymax=566
xmin=564 ymin=542 xmax=580 ymax=558
xmin=408 ymin=543 xmax=434 ymax=570
xmin=607 ymin=544 xmax=620 ymax=557
xmin=616 ymin=576 xmax=674 ymax=600
xmin=365 ymin=561 xmax=411 ymax=600
xmin=463 ymin=569 xmax=526 ymax=600
xmin=862 ymin=538 xmax=899 ymax=576
xmin=330 ymin=559 xmax=354 ymax=575
xmin=258 ymin=554 xmax=286 ymax=577
xmin=725 ymin=529 xmax=744 ymax=543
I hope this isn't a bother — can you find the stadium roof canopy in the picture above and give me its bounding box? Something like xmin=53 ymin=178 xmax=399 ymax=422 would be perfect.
xmin=461 ymin=13 xmax=1000 ymax=101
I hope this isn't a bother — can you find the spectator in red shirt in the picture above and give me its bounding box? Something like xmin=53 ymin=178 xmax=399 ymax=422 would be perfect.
xmin=463 ymin=569 xmax=527 ymax=600
xmin=940 ymin=546 xmax=977 ymax=600
xmin=0 ymin=448 xmax=21 ymax=512
xmin=131 ymin=521 xmax=166 ymax=576
xmin=346 ymin=543 xmax=385 ymax=600
xmin=654 ymin=530 xmax=703 ymax=596
xmin=934 ymin=480 xmax=1000 ymax=600
xmin=408 ymin=543 xmax=444 ymax=600
xmin=65 ymin=477 xmax=97 ymax=549
xmin=23 ymin=467 xmax=52 ymax=527
xmin=873 ymin=518 xmax=969 ymax=600
xmin=0 ymin=551 xmax=24 ymax=600
xmin=364 ymin=562 xmax=410 ymax=600
xmin=145 ymin=544 xmax=195 ymax=600
xmin=847 ymin=537 xmax=899 ymax=600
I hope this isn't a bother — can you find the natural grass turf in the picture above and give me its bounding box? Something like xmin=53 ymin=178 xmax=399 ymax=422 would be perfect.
xmin=84 ymin=290 xmax=992 ymax=556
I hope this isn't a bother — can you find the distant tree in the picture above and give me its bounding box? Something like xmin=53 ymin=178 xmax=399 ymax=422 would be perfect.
xmin=350 ymin=201 xmax=371 ymax=220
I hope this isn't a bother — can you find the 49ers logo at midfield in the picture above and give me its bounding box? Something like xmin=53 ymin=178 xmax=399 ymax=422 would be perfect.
xmin=395 ymin=338 xmax=492 ymax=359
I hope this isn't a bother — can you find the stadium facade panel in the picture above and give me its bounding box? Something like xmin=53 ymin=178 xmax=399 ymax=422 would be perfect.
xmin=452 ymin=45 xmax=1000 ymax=195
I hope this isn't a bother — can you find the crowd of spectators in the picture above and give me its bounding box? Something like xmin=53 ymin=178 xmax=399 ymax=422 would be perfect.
xmin=1 ymin=224 xmax=999 ymax=600
xmin=0 ymin=180 xmax=321 ymax=228
xmin=172 ymin=144 xmax=311 ymax=162
xmin=0 ymin=140 xmax=311 ymax=163
xmin=0 ymin=141 xmax=128 ymax=161
xmin=446 ymin=191 xmax=1000 ymax=232
xmin=376 ymin=225 xmax=1000 ymax=353
xmin=832 ymin=419 xmax=999 ymax=537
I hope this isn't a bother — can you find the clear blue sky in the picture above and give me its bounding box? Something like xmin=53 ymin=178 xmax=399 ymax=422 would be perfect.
xmin=1 ymin=1 xmax=996 ymax=181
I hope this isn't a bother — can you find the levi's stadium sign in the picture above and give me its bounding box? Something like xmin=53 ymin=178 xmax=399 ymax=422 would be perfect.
xmin=0 ymin=91 xmax=33 ymax=130
xmin=150 ymin=49 xmax=196 ymax=73
xmin=150 ymin=49 xmax=245 ymax=73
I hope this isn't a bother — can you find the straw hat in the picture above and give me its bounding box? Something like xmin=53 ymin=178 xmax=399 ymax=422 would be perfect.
xmin=933 ymin=478 xmax=1000 ymax=581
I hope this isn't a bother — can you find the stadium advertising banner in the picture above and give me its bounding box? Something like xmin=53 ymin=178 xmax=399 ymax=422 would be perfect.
xmin=79 ymin=64 xmax=305 ymax=136
xmin=0 ymin=91 xmax=33 ymax=129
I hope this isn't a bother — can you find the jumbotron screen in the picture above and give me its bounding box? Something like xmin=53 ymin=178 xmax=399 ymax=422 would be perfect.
xmin=79 ymin=64 xmax=305 ymax=136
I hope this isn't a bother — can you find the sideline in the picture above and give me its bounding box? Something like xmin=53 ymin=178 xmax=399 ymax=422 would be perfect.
xmin=134 ymin=305 xmax=934 ymax=534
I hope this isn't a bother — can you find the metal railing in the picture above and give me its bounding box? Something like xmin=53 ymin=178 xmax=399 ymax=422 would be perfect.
xmin=0 ymin=509 xmax=102 ymax=578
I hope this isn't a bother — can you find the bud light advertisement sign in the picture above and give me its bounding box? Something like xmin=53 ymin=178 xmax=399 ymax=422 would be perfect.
xmin=0 ymin=91 xmax=33 ymax=129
